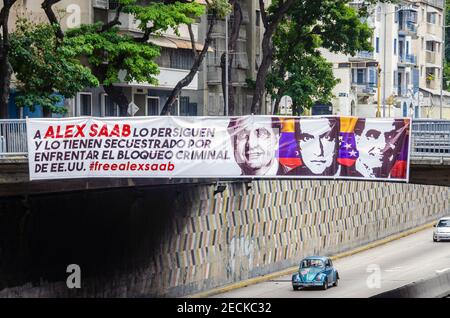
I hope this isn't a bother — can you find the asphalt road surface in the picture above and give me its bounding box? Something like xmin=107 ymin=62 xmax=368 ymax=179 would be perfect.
xmin=213 ymin=227 xmax=450 ymax=298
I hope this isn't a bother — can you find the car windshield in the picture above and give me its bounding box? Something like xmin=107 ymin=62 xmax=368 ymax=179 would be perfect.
xmin=438 ymin=220 xmax=450 ymax=227
xmin=300 ymin=259 xmax=325 ymax=268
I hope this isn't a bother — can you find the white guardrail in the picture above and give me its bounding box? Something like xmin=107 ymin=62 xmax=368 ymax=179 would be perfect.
xmin=1 ymin=118 xmax=450 ymax=159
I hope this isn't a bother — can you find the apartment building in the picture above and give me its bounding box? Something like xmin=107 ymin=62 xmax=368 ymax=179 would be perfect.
xmin=4 ymin=0 xmax=265 ymax=118
xmin=325 ymin=0 xmax=450 ymax=119
xmin=204 ymin=0 xmax=264 ymax=116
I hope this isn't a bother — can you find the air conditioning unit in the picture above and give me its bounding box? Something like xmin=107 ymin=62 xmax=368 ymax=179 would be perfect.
xmin=93 ymin=0 xmax=108 ymax=9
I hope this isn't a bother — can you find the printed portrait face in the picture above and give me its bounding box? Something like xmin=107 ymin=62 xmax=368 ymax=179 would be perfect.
xmin=354 ymin=119 xmax=400 ymax=177
xmin=297 ymin=118 xmax=338 ymax=175
xmin=229 ymin=117 xmax=280 ymax=176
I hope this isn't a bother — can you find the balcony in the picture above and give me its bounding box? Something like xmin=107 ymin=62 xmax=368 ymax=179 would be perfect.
xmin=420 ymin=0 xmax=444 ymax=9
xmin=109 ymin=7 xmax=200 ymax=39
xmin=426 ymin=80 xmax=438 ymax=90
xmin=426 ymin=50 xmax=438 ymax=65
xmin=350 ymin=51 xmax=375 ymax=61
xmin=129 ymin=68 xmax=198 ymax=90
xmin=352 ymin=82 xmax=377 ymax=96
xmin=395 ymin=87 xmax=409 ymax=97
xmin=427 ymin=23 xmax=441 ymax=36
xmin=399 ymin=21 xmax=418 ymax=37
xmin=207 ymin=52 xmax=249 ymax=70
xmin=108 ymin=11 xmax=142 ymax=33
xmin=207 ymin=66 xmax=221 ymax=84
xmin=398 ymin=54 xmax=417 ymax=67
xmin=157 ymin=68 xmax=198 ymax=90
xmin=93 ymin=0 xmax=109 ymax=9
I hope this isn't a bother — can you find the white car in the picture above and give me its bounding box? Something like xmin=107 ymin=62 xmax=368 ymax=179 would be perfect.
xmin=433 ymin=217 xmax=450 ymax=242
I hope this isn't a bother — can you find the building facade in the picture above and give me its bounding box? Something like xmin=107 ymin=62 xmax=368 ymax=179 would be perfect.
xmin=326 ymin=0 xmax=450 ymax=119
xmin=3 ymin=0 xmax=266 ymax=118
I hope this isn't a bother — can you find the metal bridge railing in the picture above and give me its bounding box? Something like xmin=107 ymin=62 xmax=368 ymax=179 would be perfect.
xmin=0 ymin=118 xmax=450 ymax=159
xmin=0 ymin=119 xmax=27 ymax=158
xmin=411 ymin=120 xmax=450 ymax=157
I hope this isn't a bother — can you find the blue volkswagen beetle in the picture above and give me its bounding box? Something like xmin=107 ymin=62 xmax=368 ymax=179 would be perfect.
xmin=291 ymin=256 xmax=339 ymax=290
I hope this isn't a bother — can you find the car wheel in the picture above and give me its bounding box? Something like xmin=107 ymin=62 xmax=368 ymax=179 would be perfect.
xmin=322 ymin=279 xmax=328 ymax=290
xmin=333 ymin=278 xmax=339 ymax=287
xmin=293 ymin=286 xmax=299 ymax=291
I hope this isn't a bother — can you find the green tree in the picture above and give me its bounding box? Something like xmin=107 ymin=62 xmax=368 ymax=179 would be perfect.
xmin=444 ymin=0 xmax=450 ymax=90
xmin=267 ymin=1 xmax=373 ymax=115
xmin=251 ymin=0 xmax=392 ymax=114
xmin=267 ymin=52 xmax=339 ymax=115
xmin=9 ymin=19 xmax=99 ymax=116
xmin=39 ymin=0 xmax=205 ymax=116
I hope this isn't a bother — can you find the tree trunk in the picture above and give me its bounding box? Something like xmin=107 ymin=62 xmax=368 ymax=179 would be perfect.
xmin=220 ymin=0 xmax=242 ymax=116
xmin=0 ymin=1 xmax=18 ymax=119
xmin=250 ymin=0 xmax=295 ymax=114
xmin=250 ymin=27 xmax=274 ymax=115
xmin=160 ymin=12 xmax=217 ymax=115
xmin=0 ymin=57 xmax=11 ymax=119
xmin=103 ymin=85 xmax=130 ymax=117
xmin=271 ymin=65 xmax=286 ymax=115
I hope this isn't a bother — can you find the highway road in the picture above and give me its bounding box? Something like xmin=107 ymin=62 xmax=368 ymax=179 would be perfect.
xmin=212 ymin=227 xmax=450 ymax=298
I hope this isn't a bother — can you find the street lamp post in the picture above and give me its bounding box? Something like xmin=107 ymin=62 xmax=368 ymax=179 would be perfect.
xmin=440 ymin=4 xmax=448 ymax=120
xmin=225 ymin=14 xmax=229 ymax=117
xmin=383 ymin=7 xmax=403 ymax=118
xmin=377 ymin=64 xmax=382 ymax=117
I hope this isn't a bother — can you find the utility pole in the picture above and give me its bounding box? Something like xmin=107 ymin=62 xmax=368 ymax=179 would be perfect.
xmin=383 ymin=7 xmax=388 ymax=118
xmin=377 ymin=64 xmax=382 ymax=117
xmin=225 ymin=14 xmax=229 ymax=116
xmin=440 ymin=0 xmax=447 ymax=120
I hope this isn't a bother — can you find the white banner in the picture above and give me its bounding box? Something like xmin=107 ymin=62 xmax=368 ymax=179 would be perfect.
xmin=26 ymin=116 xmax=411 ymax=182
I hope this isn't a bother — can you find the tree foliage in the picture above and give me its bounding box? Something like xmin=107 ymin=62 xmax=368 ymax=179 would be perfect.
xmin=266 ymin=0 xmax=375 ymax=114
xmin=9 ymin=0 xmax=207 ymax=116
xmin=64 ymin=23 xmax=161 ymax=87
xmin=444 ymin=0 xmax=450 ymax=90
xmin=9 ymin=19 xmax=99 ymax=114
xmin=251 ymin=0 xmax=394 ymax=114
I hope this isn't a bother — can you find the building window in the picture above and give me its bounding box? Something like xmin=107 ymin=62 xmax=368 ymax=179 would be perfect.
xmin=376 ymin=37 xmax=380 ymax=53
xmin=376 ymin=6 xmax=382 ymax=22
xmin=168 ymin=48 xmax=195 ymax=70
xmin=426 ymin=41 xmax=436 ymax=52
xmin=394 ymin=39 xmax=397 ymax=55
xmin=357 ymin=69 xmax=365 ymax=84
xmin=103 ymin=94 xmax=119 ymax=117
xmin=147 ymin=97 xmax=160 ymax=116
xmin=256 ymin=10 xmax=260 ymax=27
xmin=78 ymin=93 xmax=92 ymax=116
xmin=427 ymin=12 xmax=437 ymax=24
xmin=179 ymin=96 xmax=197 ymax=116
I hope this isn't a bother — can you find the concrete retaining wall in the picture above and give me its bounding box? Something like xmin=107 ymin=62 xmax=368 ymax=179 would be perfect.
xmin=373 ymin=270 xmax=450 ymax=298
xmin=0 ymin=180 xmax=449 ymax=297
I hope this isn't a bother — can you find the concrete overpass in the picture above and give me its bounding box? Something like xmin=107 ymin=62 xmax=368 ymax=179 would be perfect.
xmin=1 ymin=119 xmax=449 ymax=196
xmin=0 ymin=118 xmax=449 ymax=297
